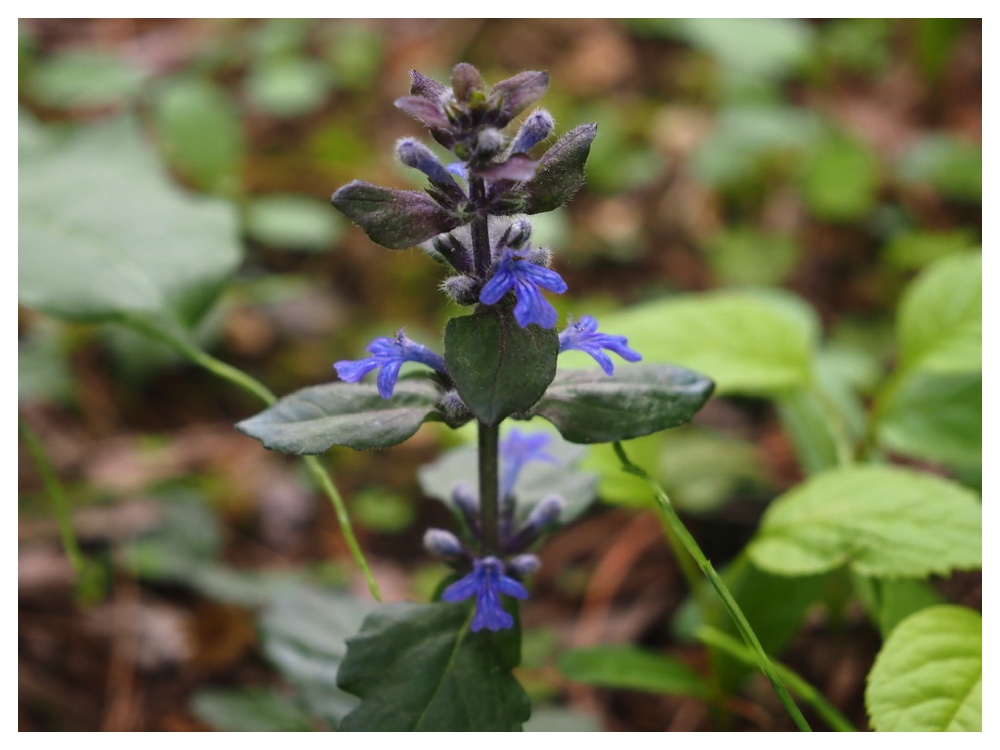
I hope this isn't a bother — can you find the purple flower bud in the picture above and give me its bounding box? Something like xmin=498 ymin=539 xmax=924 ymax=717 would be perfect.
xmin=441 ymin=556 xmax=529 ymax=632
xmin=451 ymin=63 xmax=485 ymax=103
xmin=334 ymin=330 xmax=446 ymax=399
xmin=511 ymin=109 xmax=554 ymax=154
xmin=424 ymin=528 xmax=464 ymax=557
xmin=479 ymin=247 xmax=567 ymax=329
xmin=498 ymin=219 xmax=532 ymax=250
xmin=558 ymin=315 xmax=642 ymax=376
xmin=397 ymin=138 xmax=466 ymax=203
xmin=499 ymin=429 xmax=558 ymax=500
xmin=441 ymin=274 xmax=479 ymax=305
xmin=526 ymin=494 xmax=564 ymax=530
xmin=491 ymin=71 xmax=550 ymax=126
xmin=507 ymin=554 xmax=541 ymax=578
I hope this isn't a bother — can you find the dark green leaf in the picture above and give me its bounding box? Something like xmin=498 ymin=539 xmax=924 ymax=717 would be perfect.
xmin=866 ymin=605 xmax=981 ymax=731
xmin=444 ymin=305 xmax=559 ymax=426
xmin=259 ymin=584 xmax=375 ymax=728
xmin=337 ymin=602 xmax=531 ymax=731
xmin=331 ymin=180 xmax=462 ymax=249
xmin=532 ymin=365 xmax=714 ymax=444
xmin=417 ymin=427 xmax=598 ymax=525
xmin=18 ymin=116 xmax=242 ymax=331
xmin=236 ymin=378 xmax=443 ymax=454
xmin=558 ymin=646 xmax=709 ymax=697
xmin=190 ymin=688 xmax=314 ymax=732
xmin=517 ymin=123 xmax=597 ymax=215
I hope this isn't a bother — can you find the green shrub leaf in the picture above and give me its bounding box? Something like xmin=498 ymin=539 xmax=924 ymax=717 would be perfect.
xmin=748 ymin=465 xmax=981 ymax=577
xmin=866 ymin=605 xmax=981 ymax=731
xmin=19 ymin=116 xmax=242 ymax=332
xmin=236 ymin=379 xmax=443 ymax=453
xmin=190 ymin=688 xmax=314 ymax=732
xmin=337 ymin=602 xmax=531 ymax=731
xmin=533 ymin=365 xmax=714 ymax=444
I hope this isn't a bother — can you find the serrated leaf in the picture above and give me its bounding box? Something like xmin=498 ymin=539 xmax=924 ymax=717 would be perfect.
xmin=866 ymin=605 xmax=981 ymax=731
xmin=533 ymin=365 xmax=714 ymax=444
xmin=594 ymin=291 xmax=816 ymax=396
xmin=259 ymin=585 xmax=374 ymax=728
xmin=517 ymin=123 xmax=597 ymax=214
xmin=236 ymin=378 xmax=443 ymax=454
xmin=445 ymin=305 xmax=558 ymax=426
xmin=190 ymin=688 xmax=314 ymax=732
xmin=417 ymin=428 xmax=598 ymax=525
xmin=331 ymin=179 xmax=462 ymax=249
xmin=558 ymin=646 xmax=709 ymax=697
xmin=19 ymin=116 xmax=242 ymax=331
xmin=337 ymin=602 xmax=531 ymax=731
xmin=748 ymin=466 xmax=981 ymax=577
xmin=897 ymin=252 xmax=981 ymax=376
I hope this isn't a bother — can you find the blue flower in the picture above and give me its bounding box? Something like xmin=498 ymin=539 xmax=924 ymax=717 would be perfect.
xmin=441 ymin=556 xmax=529 ymax=632
xmin=334 ymin=330 xmax=446 ymax=398
xmin=479 ymin=248 xmax=567 ymax=328
xmin=558 ymin=315 xmax=642 ymax=375
xmin=500 ymin=429 xmax=557 ymax=499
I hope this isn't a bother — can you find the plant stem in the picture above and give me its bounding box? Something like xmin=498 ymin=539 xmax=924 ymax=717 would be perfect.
xmin=469 ymin=177 xmax=490 ymax=277
xmin=127 ymin=318 xmax=382 ymax=602
xmin=19 ymin=417 xmax=86 ymax=576
xmin=697 ymin=626 xmax=855 ymax=731
xmin=614 ymin=442 xmax=812 ymax=732
xmin=478 ymin=421 xmax=500 ymax=554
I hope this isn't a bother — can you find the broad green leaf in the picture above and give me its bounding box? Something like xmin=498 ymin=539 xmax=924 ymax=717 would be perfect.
xmin=852 ymin=575 xmax=946 ymax=638
xmin=776 ymin=388 xmax=844 ymax=474
xmin=558 ymin=646 xmax=709 ymax=697
xmin=236 ymin=378 xmax=443 ymax=454
xmin=259 ymin=584 xmax=374 ymax=728
xmin=337 ymin=602 xmax=531 ymax=731
xmin=445 ymin=305 xmax=558 ymax=426
xmin=866 ymin=605 xmax=981 ymax=731
xmin=245 ymin=57 xmax=331 ymax=118
xmin=19 ymin=116 xmax=242 ymax=331
xmin=748 ymin=465 xmax=981 ymax=577
xmin=883 ymin=230 xmax=976 ymax=271
xmin=245 ymin=194 xmax=344 ymax=252
xmin=595 ymin=291 xmax=815 ymax=395
xmin=800 ymin=133 xmax=879 ymax=221
xmin=190 ymin=688 xmax=314 ymax=731
xmin=896 ymin=252 xmax=981 ymax=375
xmin=28 ymin=51 xmax=147 ymax=108
xmin=704 ymin=228 xmax=799 ymax=286
xmin=533 ymin=365 xmax=714 ymax=444
xmin=878 ymin=372 xmax=981 ymax=469
xmin=417 ymin=427 xmax=598 ymax=525
xmin=671 ymin=18 xmax=814 ymax=78
xmin=152 ymin=76 xmax=245 ymax=194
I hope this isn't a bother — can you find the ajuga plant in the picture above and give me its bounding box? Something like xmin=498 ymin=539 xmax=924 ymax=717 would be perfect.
xmin=237 ymin=63 xmax=722 ymax=731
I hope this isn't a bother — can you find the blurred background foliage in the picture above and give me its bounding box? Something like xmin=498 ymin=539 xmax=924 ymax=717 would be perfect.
xmin=19 ymin=19 xmax=980 ymax=731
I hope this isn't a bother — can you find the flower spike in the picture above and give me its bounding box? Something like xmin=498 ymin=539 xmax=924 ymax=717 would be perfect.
xmin=479 ymin=248 xmax=567 ymax=328
xmin=441 ymin=556 xmax=528 ymax=632
xmin=334 ymin=330 xmax=446 ymax=398
xmin=558 ymin=315 xmax=642 ymax=375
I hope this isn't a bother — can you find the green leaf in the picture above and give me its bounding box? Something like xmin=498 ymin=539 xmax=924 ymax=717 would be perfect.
xmin=417 ymin=427 xmax=598 ymax=525
xmin=800 ymin=133 xmax=879 ymax=221
xmin=704 ymin=228 xmax=799 ymax=286
xmin=524 ymin=707 xmax=601 ymax=732
xmin=853 ymin=576 xmax=946 ymax=638
xmin=259 ymin=584 xmax=374 ymax=728
xmin=236 ymin=378 xmax=443 ymax=454
xmin=151 ymin=76 xmax=245 ymax=194
xmin=245 ymin=193 xmax=344 ymax=252
xmin=558 ymin=646 xmax=709 ymax=697
xmin=444 ymin=305 xmax=558 ymax=426
xmin=331 ymin=180 xmax=462 ymax=249
xmin=18 ymin=116 xmax=242 ymax=331
xmin=878 ymin=372 xmax=981 ymax=469
xmin=897 ymin=135 xmax=981 ymax=202
xmin=245 ymin=58 xmax=331 ymax=118
xmin=671 ymin=18 xmax=814 ymax=78
xmin=337 ymin=602 xmax=531 ymax=731
xmin=516 ymin=123 xmax=597 ymax=215
xmin=190 ymin=688 xmax=314 ymax=732
xmin=883 ymin=230 xmax=975 ymax=271
xmin=896 ymin=252 xmax=981 ymax=376
xmin=866 ymin=605 xmax=981 ymax=731
xmin=28 ymin=51 xmax=147 ymax=108
xmin=748 ymin=465 xmax=981 ymax=577
xmin=533 ymin=365 xmax=714 ymax=444
xmin=595 ymin=291 xmax=815 ymax=396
